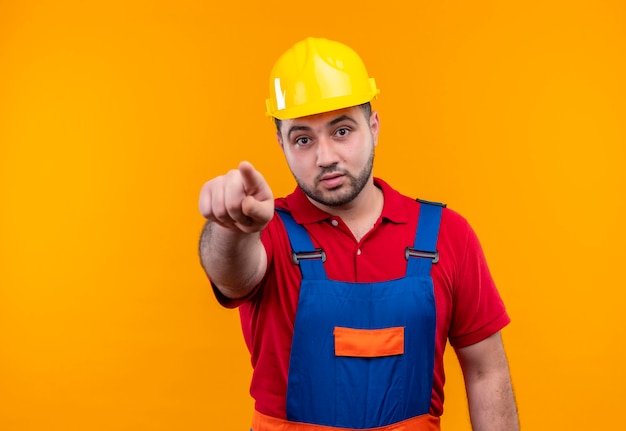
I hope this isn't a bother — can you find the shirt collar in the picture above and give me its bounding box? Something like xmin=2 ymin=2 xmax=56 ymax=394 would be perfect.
xmin=283 ymin=178 xmax=409 ymax=225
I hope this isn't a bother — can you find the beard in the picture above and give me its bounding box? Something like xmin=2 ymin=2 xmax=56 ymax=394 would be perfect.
xmin=296 ymin=146 xmax=375 ymax=207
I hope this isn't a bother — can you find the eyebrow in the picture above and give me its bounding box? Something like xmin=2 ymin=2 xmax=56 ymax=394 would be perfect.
xmin=328 ymin=115 xmax=358 ymax=127
xmin=286 ymin=115 xmax=359 ymax=140
xmin=287 ymin=125 xmax=312 ymax=141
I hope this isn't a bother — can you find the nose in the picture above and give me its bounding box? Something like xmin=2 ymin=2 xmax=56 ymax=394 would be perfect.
xmin=316 ymin=136 xmax=339 ymax=167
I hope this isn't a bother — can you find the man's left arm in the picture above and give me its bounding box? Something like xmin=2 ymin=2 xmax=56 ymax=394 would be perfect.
xmin=455 ymin=331 xmax=520 ymax=431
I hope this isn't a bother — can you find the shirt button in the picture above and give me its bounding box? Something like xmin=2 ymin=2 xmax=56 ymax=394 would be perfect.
xmin=331 ymin=219 xmax=339 ymax=227
xmin=357 ymin=249 xmax=362 ymax=255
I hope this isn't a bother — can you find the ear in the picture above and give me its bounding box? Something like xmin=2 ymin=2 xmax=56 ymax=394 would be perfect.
xmin=369 ymin=110 xmax=380 ymax=146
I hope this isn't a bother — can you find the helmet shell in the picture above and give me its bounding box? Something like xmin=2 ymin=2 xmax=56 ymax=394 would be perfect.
xmin=265 ymin=37 xmax=380 ymax=120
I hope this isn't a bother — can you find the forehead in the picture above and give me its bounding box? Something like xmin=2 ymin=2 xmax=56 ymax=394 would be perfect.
xmin=282 ymin=105 xmax=364 ymax=129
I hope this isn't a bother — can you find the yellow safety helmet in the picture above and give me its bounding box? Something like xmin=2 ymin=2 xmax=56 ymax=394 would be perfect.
xmin=265 ymin=37 xmax=380 ymax=120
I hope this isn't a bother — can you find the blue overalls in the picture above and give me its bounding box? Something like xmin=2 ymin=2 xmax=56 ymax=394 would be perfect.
xmin=254 ymin=201 xmax=443 ymax=431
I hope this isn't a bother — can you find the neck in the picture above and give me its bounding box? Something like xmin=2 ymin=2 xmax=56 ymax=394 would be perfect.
xmin=310 ymin=179 xmax=384 ymax=241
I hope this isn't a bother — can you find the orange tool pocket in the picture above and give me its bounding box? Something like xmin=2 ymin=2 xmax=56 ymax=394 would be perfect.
xmin=333 ymin=327 xmax=404 ymax=357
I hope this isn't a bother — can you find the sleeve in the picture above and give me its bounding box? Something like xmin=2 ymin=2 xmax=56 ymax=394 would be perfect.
xmin=211 ymin=281 xmax=258 ymax=309
xmin=447 ymin=215 xmax=510 ymax=348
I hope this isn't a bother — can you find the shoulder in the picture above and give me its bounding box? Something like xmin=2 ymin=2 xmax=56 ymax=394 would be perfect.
xmin=275 ymin=196 xmax=289 ymax=212
xmin=436 ymin=206 xmax=483 ymax=266
xmin=440 ymin=206 xmax=472 ymax=237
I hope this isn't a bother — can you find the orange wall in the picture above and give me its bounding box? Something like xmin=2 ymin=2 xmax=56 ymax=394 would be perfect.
xmin=1 ymin=1 xmax=625 ymax=430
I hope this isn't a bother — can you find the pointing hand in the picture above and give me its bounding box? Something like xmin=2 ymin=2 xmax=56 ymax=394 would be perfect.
xmin=199 ymin=161 xmax=274 ymax=234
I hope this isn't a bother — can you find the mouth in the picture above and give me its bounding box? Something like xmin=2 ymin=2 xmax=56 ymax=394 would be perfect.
xmin=318 ymin=172 xmax=345 ymax=189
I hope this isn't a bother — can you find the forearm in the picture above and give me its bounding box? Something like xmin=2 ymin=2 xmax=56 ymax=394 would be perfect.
xmin=456 ymin=332 xmax=519 ymax=431
xmin=198 ymin=220 xmax=267 ymax=299
xmin=465 ymin=365 xmax=519 ymax=431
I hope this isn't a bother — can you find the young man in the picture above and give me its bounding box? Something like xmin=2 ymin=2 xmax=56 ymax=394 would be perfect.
xmin=198 ymin=37 xmax=519 ymax=431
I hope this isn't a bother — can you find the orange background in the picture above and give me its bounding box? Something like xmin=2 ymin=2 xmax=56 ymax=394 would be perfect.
xmin=1 ymin=1 xmax=625 ymax=430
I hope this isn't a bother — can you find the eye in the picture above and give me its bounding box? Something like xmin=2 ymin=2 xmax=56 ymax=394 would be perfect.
xmin=335 ymin=127 xmax=350 ymax=137
xmin=295 ymin=136 xmax=311 ymax=146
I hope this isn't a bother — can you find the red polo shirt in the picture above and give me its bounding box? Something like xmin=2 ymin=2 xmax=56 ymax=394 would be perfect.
xmin=213 ymin=178 xmax=510 ymax=419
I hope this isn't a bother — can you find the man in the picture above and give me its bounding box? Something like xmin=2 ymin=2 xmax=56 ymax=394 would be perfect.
xmin=198 ymin=37 xmax=519 ymax=431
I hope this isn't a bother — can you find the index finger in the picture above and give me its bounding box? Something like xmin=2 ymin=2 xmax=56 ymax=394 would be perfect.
xmin=238 ymin=161 xmax=268 ymax=195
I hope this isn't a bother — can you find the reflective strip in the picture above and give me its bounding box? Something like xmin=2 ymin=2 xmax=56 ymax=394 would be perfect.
xmin=334 ymin=327 xmax=404 ymax=357
xmin=251 ymin=410 xmax=440 ymax=431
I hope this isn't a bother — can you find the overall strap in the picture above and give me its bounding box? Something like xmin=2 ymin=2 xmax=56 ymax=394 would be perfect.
xmin=276 ymin=210 xmax=328 ymax=280
xmin=405 ymin=199 xmax=445 ymax=277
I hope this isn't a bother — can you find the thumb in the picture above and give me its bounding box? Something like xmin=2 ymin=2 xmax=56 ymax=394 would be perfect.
xmin=241 ymin=194 xmax=274 ymax=226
